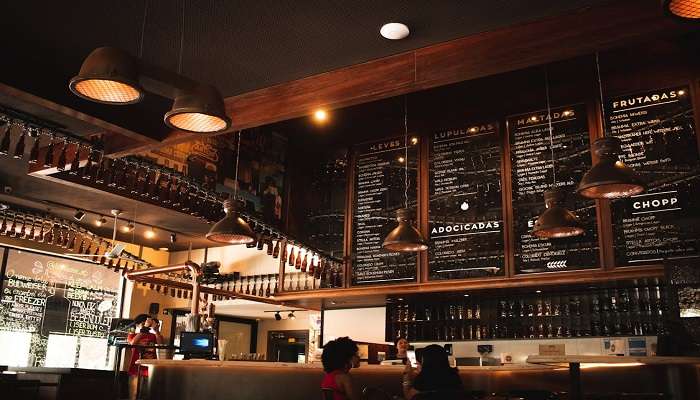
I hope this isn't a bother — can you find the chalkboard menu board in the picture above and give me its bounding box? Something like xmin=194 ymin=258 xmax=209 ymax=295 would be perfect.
xmin=428 ymin=123 xmax=505 ymax=280
xmin=0 ymin=249 xmax=120 ymax=367
xmin=607 ymin=86 xmax=700 ymax=266
xmin=352 ymin=136 xmax=418 ymax=285
xmin=508 ymin=104 xmax=600 ymax=273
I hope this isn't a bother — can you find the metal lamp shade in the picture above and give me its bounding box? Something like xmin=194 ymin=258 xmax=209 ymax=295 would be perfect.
xmin=69 ymin=47 xmax=144 ymax=105
xmin=382 ymin=208 xmax=428 ymax=252
xmin=532 ymin=189 xmax=584 ymax=239
xmin=577 ymin=137 xmax=645 ymax=199
xmin=664 ymin=0 xmax=700 ymax=22
xmin=164 ymin=85 xmax=231 ymax=133
xmin=206 ymin=199 xmax=256 ymax=244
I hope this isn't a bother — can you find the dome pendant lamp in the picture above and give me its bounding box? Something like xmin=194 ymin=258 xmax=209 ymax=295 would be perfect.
xmin=663 ymin=0 xmax=700 ymax=22
xmin=381 ymin=97 xmax=428 ymax=252
xmin=164 ymin=85 xmax=231 ymax=133
xmin=531 ymin=66 xmax=584 ymax=239
xmin=577 ymin=53 xmax=645 ymax=199
xmin=207 ymin=131 xmax=255 ymax=244
xmin=69 ymin=47 xmax=144 ymax=105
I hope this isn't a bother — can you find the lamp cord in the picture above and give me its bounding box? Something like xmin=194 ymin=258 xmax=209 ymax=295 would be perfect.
xmin=233 ymin=130 xmax=242 ymax=201
xmin=595 ymin=52 xmax=607 ymax=138
xmin=177 ymin=0 xmax=185 ymax=74
xmin=545 ymin=66 xmax=556 ymax=187
xmin=404 ymin=96 xmax=409 ymax=210
xmin=138 ymin=0 xmax=149 ymax=58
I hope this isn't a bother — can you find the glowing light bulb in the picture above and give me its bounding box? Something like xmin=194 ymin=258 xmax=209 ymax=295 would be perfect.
xmin=460 ymin=201 xmax=469 ymax=211
xmin=313 ymin=109 xmax=328 ymax=123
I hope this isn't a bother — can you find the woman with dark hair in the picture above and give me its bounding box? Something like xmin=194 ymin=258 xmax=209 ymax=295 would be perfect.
xmin=402 ymin=344 xmax=463 ymax=400
xmin=321 ymin=337 xmax=361 ymax=400
xmin=391 ymin=336 xmax=410 ymax=364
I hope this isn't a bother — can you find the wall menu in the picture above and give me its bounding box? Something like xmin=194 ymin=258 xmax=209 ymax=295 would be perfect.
xmin=352 ymin=136 xmax=418 ymax=285
xmin=508 ymin=104 xmax=600 ymax=273
xmin=0 ymin=249 xmax=119 ymax=367
xmin=607 ymin=86 xmax=700 ymax=266
xmin=428 ymin=122 xmax=505 ymax=280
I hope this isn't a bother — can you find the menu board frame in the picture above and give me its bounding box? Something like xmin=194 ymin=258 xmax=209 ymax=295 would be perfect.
xmin=426 ymin=122 xmax=508 ymax=281
xmin=605 ymin=84 xmax=700 ymax=268
xmin=348 ymin=135 xmax=422 ymax=287
xmin=505 ymin=103 xmax=602 ymax=275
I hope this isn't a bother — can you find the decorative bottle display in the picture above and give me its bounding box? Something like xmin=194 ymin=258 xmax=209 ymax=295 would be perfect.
xmin=41 ymin=282 xmax=71 ymax=337
xmin=386 ymin=281 xmax=665 ymax=342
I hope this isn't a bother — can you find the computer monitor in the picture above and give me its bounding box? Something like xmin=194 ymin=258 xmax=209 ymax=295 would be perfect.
xmin=180 ymin=332 xmax=214 ymax=356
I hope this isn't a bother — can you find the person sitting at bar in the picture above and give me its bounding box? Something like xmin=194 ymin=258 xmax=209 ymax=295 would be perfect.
xmin=402 ymin=344 xmax=463 ymax=400
xmin=390 ymin=336 xmax=410 ymax=364
xmin=321 ymin=337 xmax=361 ymax=400
xmin=127 ymin=314 xmax=163 ymax=400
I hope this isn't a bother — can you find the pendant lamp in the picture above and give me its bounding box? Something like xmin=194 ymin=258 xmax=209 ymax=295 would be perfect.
xmin=532 ymin=189 xmax=584 ymax=238
xmin=663 ymin=0 xmax=700 ymax=22
xmin=531 ymin=66 xmax=584 ymax=239
xmin=207 ymin=131 xmax=255 ymax=244
xmin=69 ymin=47 xmax=144 ymax=105
xmin=164 ymin=85 xmax=231 ymax=133
xmin=381 ymin=97 xmax=428 ymax=252
xmin=382 ymin=208 xmax=428 ymax=251
xmin=576 ymin=53 xmax=645 ymax=199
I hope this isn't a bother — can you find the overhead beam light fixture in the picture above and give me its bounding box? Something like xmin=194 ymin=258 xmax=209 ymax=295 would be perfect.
xmin=68 ymin=47 xmax=231 ymax=133
xmin=663 ymin=0 xmax=700 ymax=22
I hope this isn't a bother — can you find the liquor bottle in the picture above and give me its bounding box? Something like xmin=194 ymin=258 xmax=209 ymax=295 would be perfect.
xmin=258 ymin=277 xmax=265 ymax=297
xmin=288 ymin=247 xmax=296 ymax=266
xmin=41 ymin=282 xmax=70 ymax=337
xmin=265 ymin=276 xmax=272 ymax=297
xmin=301 ymin=252 xmax=308 ymax=272
xmin=295 ymin=250 xmax=302 ymax=270
xmin=272 ymin=240 xmax=280 ymax=258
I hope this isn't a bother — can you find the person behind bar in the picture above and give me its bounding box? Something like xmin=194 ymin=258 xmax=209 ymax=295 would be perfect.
xmin=127 ymin=314 xmax=163 ymax=400
xmin=321 ymin=337 xmax=361 ymax=400
xmin=402 ymin=344 xmax=463 ymax=400
xmin=391 ymin=336 xmax=410 ymax=364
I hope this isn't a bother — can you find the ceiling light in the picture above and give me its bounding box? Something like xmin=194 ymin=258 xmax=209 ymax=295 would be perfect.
xmin=382 ymin=208 xmax=428 ymax=252
xmin=287 ymin=311 xmax=296 ymax=320
xmin=69 ymin=47 xmax=144 ymax=105
xmin=158 ymin=247 xmax=169 ymax=252
xmin=577 ymin=137 xmax=645 ymax=199
xmin=536 ymin=290 xmax=542 ymax=294
xmin=73 ymin=210 xmax=86 ymax=221
xmin=206 ymin=199 xmax=256 ymax=244
xmin=663 ymin=0 xmax=700 ymax=21
xmin=410 ymin=137 xmax=418 ymax=145
xmin=122 ymin=222 xmax=135 ymax=233
xmin=144 ymin=226 xmax=156 ymax=239
xmin=380 ymin=22 xmax=410 ymax=40
xmin=274 ymin=312 xmax=282 ymax=321
xmin=397 ymin=156 xmax=405 ymax=163
xmin=95 ymin=216 xmax=107 ymax=227
xmin=464 ymin=294 xmax=470 ymax=297
xmin=532 ymin=189 xmax=585 ymax=239
xmin=164 ymin=85 xmax=231 ymax=133
xmin=313 ymin=109 xmax=328 ymax=123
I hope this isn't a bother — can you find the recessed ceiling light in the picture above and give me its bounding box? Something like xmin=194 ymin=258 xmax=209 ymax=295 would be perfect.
xmin=313 ymin=109 xmax=328 ymax=123
xmin=380 ymin=23 xmax=410 ymax=40
xmin=535 ymin=290 xmax=542 ymax=294
xmin=464 ymin=294 xmax=470 ymax=297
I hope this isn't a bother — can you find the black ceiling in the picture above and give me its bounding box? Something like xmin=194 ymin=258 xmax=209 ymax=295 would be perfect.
xmin=1 ymin=0 xmax=610 ymax=138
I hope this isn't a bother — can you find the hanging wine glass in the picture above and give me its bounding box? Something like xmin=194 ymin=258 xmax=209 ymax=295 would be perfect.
xmin=93 ymin=153 xmax=105 ymax=183
xmin=0 ymin=122 xmax=11 ymax=156
xmin=168 ymin=174 xmax=180 ymax=206
xmin=43 ymin=134 xmax=56 ymax=168
xmin=20 ymin=216 xmax=29 ymax=240
xmin=13 ymin=125 xmax=26 ymax=159
xmin=141 ymin=166 xmax=154 ymax=198
xmin=158 ymin=171 xmax=170 ymax=202
xmin=45 ymin=221 xmax=55 ymax=245
xmin=28 ymin=129 xmax=41 ymax=164
xmin=82 ymin=147 xmax=95 ymax=180
xmin=27 ymin=217 xmax=36 ymax=240
xmin=0 ymin=212 xmax=7 ymax=235
xmin=67 ymin=142 xmax=81 ymax=175
xmin=8 ymin=214 xmax=18 ymax=238
xmin=56 ymin=138 xmax=68 ymax=171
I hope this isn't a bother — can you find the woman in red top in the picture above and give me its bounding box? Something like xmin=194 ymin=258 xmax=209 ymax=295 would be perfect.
xmin=127 ymin=314 xmax=163 ymax=400
xmin=320 ymin=337 xmax=360 ymax=400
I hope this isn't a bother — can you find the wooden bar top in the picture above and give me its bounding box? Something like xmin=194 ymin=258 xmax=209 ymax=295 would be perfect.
xmin=527 ymin=355 xmax=700 ymax=366
xmin=137 ymin=359 xmax=556 ymax=371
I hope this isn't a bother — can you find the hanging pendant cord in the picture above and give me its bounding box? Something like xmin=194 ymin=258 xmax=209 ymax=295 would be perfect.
xmin=595 ymin=52 xmax=607 ymax=138
xmin=138 ymin=0 xmax=149 ymax=58
xmin=233 ymin=130 xmax=242 ymax=201
xmin=404 ymin=96 xmax=409 ymax=210
xmin=177 ymin=0 xmax=185 ymax=74
xmin=545 ymin=66 xmax=556 ymax=187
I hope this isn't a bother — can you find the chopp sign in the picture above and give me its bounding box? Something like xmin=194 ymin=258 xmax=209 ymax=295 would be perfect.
xmin=631 ymin=191 xmax=680 ymax=215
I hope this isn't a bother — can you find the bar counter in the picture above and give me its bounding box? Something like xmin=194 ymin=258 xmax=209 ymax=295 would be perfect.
xmin=137 ymin=358 xmax=700 ymax=400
